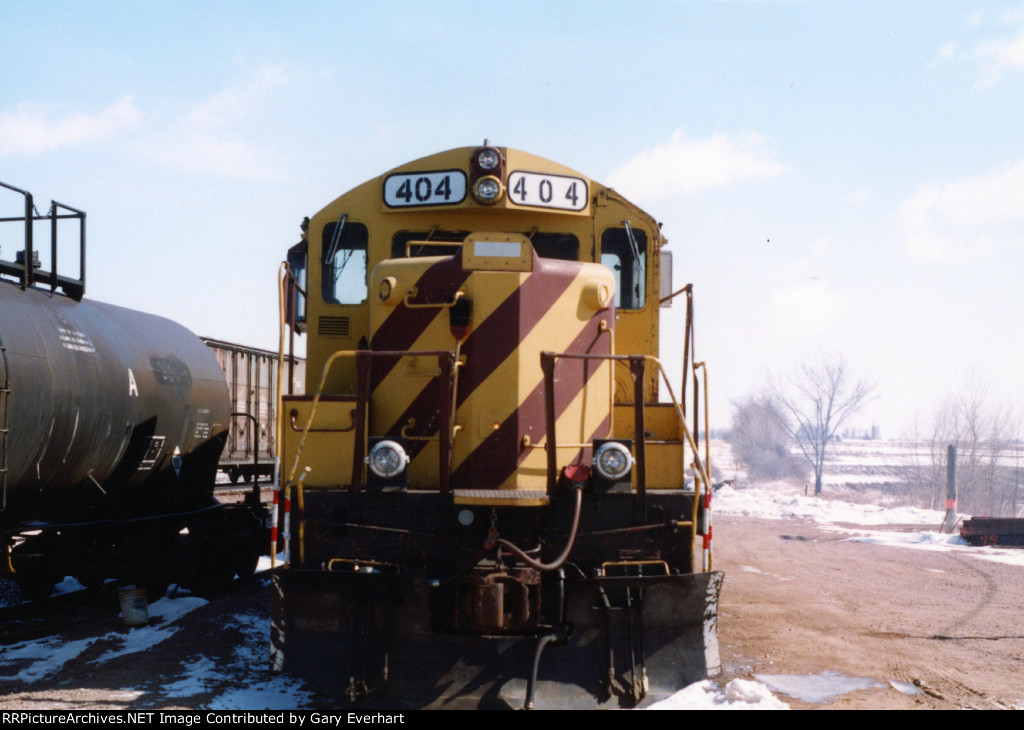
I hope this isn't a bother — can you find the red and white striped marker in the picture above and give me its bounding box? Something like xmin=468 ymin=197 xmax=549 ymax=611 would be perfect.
xmin=270 ymin=489 xmax=280 ymax=568
xmin=702 ymin=490 xmax=713 ymax=571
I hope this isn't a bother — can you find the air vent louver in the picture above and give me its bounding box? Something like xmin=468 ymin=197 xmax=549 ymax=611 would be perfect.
xmin=318 ymin=316 xmax=350 ymax=337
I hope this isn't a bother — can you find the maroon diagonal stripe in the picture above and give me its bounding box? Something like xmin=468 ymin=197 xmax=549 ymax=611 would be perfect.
xmin=378 ymin=257 xmax=585 ymax=458
xmin=453 ymin=256 xmax=580 ymax=408
xmin=369 ymin=256 xmax=471 ymax=388
xmin=450 ymin=316 xmax=612 ymax=490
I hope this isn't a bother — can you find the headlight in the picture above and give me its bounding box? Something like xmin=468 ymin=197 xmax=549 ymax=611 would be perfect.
xmin=594 ymin=441 xmax=634 ymax=481
xmin=473 ymin=176 xmax=503 ymax=204
xmin=476 ymin=148 xmax=501 ymax=170
xmin=365 ymin=440 xmax=410 ymax=479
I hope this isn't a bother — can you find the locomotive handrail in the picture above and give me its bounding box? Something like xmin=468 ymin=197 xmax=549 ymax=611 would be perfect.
xmin=284 ymin=348 xmax=455 ymax=569
xmin=404 ymin=239 xmax=462 ymax=257
xmin=402 ymin=288 xmax=465 ymax=309
xmin=540 ymin=351 xmax=712 ymax=568
xmin=288 ymin=407 xmax=356 ymax=433
xmin=285 ymin=349 xmax=457 ymax=489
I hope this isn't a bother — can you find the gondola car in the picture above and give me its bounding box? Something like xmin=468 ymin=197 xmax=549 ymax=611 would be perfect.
xmin=204 ymin=338 xmax=305 ymax=486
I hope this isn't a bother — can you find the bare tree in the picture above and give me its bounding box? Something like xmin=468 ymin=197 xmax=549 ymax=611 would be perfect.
xmin=769 ymin=354 xmax=877 ymax=495
xmin=918 ymin=375 xmax=1020 ymax=516
xmin=728 ymin=395 xmax=808 ymax=481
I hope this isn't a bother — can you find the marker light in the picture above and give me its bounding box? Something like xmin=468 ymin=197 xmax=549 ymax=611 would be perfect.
xmin=594 ymin=441 xmax=634 ymax=481
xmin=473 ymin=176 xmax=503 ymax=204
xmin=365 ymin=440 xmax=410 ymax=479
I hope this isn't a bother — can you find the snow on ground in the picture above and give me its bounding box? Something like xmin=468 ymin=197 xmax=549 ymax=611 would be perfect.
xmin=4 ymin=469 xmax=1023 ymax=710
xmin=656 ymin=468 xmax=1024 ymax=708
xmin=648 ymin=679 xmax=790 ymax=710
xmin=714 ymin=481 xmax=1024 ymax=568
xmin=0 ymin=597 xmax=206 ymax=684
xmin=753 ymin=672 xmax=881 ymax=704
xmin=715 ymin=483 xmax=943 ymax=526
xmin=0 ymin=588 xmax=316 ymax=709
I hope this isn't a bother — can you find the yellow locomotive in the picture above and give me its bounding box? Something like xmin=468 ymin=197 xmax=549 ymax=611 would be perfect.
xmin=271 ymin=143 xmax=721 ymax=709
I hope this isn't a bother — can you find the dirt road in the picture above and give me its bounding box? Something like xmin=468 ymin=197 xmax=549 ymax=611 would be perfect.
xmin=714 ymin=515 xmax=1024 ymax=709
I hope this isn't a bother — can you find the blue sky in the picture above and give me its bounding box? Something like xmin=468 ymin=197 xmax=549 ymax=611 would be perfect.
xmin=3 ymin=1 xmax=1023 ymax=434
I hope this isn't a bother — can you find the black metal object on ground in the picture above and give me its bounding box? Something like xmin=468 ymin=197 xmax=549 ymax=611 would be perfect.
xmin=960 ymin=517 xmax=1024 ymax=547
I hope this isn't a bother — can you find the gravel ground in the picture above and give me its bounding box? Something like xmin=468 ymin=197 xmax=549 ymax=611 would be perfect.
xmin=2 ymin=513 xmax=1023 ymax=710
xmin=714 ymin=515 xmax=1024 ymax=709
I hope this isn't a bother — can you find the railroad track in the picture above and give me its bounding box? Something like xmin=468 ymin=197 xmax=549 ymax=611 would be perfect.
xmin=0 ymin=581 xmax=136 ymax=646
xmin=0 ymin=574 xmax=270 ymax=647
xmin=213 ymin=481 xmax=276 ymax=504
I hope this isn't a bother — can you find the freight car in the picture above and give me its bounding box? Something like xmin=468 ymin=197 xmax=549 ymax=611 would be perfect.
xmin=270 ymin=143 xmax=723 ymax=709
xmin=204 ymin=338 xmax=305 ymax=486
xmin=0 ymin=182 xmax=266 ymax=600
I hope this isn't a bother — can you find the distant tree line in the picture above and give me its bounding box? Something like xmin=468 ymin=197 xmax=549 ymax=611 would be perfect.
xmin=902 ymin=376 xmax=1023 ymax=517
xmin=728 ymin=354 xmax=875 ymax=494
xmin=728 ymin=358 xmax=1023 ymax=517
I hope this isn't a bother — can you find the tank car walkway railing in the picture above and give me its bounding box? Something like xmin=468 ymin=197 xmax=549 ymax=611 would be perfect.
xmin=0 ymin=181 xmax=86 ymax=300
xmin=540 ymin=351 xmax=713 ymax=569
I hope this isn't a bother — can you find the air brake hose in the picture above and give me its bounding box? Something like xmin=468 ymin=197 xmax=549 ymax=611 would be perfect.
xmin=495 ymin=484 xmax=584 ymax=572
xmin=524 ymin=631 xmax=562 ymax=710
xmin=427 ymin=485 xmax=585 ymax=588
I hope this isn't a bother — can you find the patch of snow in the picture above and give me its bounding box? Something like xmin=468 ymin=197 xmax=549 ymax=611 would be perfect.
xmin=161 ymin=656 xmax=219 ymax=698
xmin=206 ymin=676 xmax=314 ymax=711
xmin=93 ymin=596 xmax=208 ymax=662
xmin=53 ymin=577 xmax=86 ymax=596
xmin=0 ymin=635 xmax=100 ymax=683
xmin=649 ymin=679 xmax=790 ymax=709
xmin=715 ymin=485 xmax=945 ymax=526
xmin=754 ymin=671 xmax=882 ymax=703
xmin=256 ymin=553 xmax=286 ymax=572
xmin=889 ymin=680 xmax=923 ymax=696
xmin=197 ymin=610 xmax=315 ymax=710
xmin=147 ymin=596 xmax=208 ymax=623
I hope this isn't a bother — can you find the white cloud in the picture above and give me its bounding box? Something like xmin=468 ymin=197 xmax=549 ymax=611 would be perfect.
xmin=187 ymin=65 xmax=289 ymax=130
xmin=0 ymin=97 xmax=142 ymax=156
xmin=974 ymin=27 xmax=1024 ymax=87
xmin=938 ymin=12 xmax=1024 ymax=86
xmin=936 ymin=42 xmax=958 ymax=60
xmin=605 ymin=130 xmax=787 ymax=204
xmin=897 ymin=158 xmax=1024 ymax=260
xmin=136 ymin=65 xmax=291 ymax=181
xmin=149 ymin=131 xmax=287 ymax=181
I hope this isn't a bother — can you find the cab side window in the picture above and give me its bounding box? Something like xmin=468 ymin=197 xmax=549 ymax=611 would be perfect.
xmin=322 ymin=220 xmax=368 ymax=305
xmin=601 ymin=227 xmax=647 ymax=309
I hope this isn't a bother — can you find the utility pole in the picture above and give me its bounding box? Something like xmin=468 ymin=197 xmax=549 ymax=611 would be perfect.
xmin=941 ymin=445 xmax=959 ymax=534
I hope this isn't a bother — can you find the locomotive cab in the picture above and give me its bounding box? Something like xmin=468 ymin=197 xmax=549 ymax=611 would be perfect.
xmin=273 ymin=145 xmax=721 ymax=709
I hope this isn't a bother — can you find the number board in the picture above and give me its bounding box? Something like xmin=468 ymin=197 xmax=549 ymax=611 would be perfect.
xmin=383 ymin=170 xmax=467 ymax=208
xmin=508 ymin=171 xmax=588 ymax=212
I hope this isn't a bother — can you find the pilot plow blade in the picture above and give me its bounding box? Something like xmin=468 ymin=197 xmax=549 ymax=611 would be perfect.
xmin=271 ymin=568 xmax=724 ymax=710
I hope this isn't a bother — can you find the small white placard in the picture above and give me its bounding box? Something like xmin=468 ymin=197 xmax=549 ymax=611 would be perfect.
xmin=474 ymin=241 xmax=521 ymax=257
